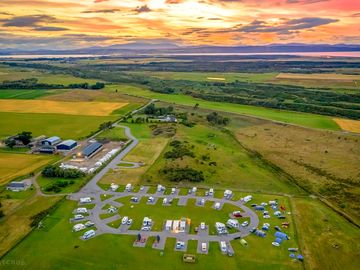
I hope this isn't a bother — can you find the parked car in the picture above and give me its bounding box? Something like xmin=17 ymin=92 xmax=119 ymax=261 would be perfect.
xmin=127 ymin=219 xmax=133 ymax=225
xmin=201 ymin=243 xmax=207 ymax=252
xmin=176 ymin=241 xmax=185 ymax=249
xmin=241 ymin=221 xmax=249 ymax=227
xmin=200 ymin=222 xmax=206 ymax=230
xmin=122 ymin=216 xmax=129 ymax=225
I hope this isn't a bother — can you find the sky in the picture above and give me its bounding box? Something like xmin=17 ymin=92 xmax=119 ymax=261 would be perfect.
xmin=0 ymin=0 xmax=359 ymax=49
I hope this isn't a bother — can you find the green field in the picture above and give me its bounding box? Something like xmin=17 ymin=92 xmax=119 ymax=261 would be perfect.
xmin=0 ymin=112 xmax=118 ymax=139
xmin=37 ymin=175 xmax=89 ymax=195
xmin=0 ymin=89 xmax=56 ymax=99
xmin=96 ymin=126 xmax=128 ymax=142
xmin=3 ymin=193 xmax=302 ymax=269
xmin=144 ymin=123 xmax=304 ymax=195
xmin=127 ymin=71 xmax=277 ymax=83
xmin=0 ymin=65 xmax=101 ymax=85
xmin=292 ymin=198 xmax=360 ymax=270
xmin=107 ymin=85 xmax=340 ymax=131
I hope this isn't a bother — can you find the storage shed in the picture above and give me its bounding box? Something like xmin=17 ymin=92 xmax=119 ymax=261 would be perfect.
xmin=82 ymin=142 xmax=102 ymax=158
xmin=42 ymin=136 xmax=61 ymax=146
xmin=56 ymin=139 xmax=77 ymax=150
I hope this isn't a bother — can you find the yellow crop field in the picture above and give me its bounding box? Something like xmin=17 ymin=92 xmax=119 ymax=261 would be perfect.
xmin=334 ymin=118 xmax=360 ymax=133
xmin=0 ymin=99 xmax=127 ymax=116
xmin=276 ymin=73 xmax=360 ymax=81
xmin=0 ymin=153 xmax=54 ymax=185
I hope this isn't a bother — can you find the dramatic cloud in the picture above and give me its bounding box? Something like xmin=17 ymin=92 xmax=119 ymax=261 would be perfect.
xmin=34 ymin=26 xmax=68 ymax=31
xmin=0 ymin=0 xmax=358 ymax=49
xmin=1 ymin=15 xmax=57 ymax=27
xmin=239 ymin=17 xmax=339 ymax=34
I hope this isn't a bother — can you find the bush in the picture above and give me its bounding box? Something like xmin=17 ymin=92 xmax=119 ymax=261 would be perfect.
xmin=42 ymin=165 xmax=85 ymax=179
xmin=161 ymin=167 xmax=204 ymax=182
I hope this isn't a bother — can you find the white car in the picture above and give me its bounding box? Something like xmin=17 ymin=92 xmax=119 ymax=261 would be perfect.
xmin=263 ymin=215 xmax=271 ymax=219
xmin=272 ymin=242 xmax=280 ymax=247
xmin=200 ymin=222 xmax=206 ymax=230
xmin=141 ymin=226 xmax=151 ymax=231
xmin=122 ymin=216 xmax=129 ymax=225
xmin=148 ymin=197 xmax=154 ymax=203
xmin=127 ymin=219 xmax=133 ymax=225
xmin=241 ymin=221 xmax=249 ymax=227
xmin=201 ymin=242 xmax=207 ymax=252
xmin=176 ymin=241 xmax=185 ymax=249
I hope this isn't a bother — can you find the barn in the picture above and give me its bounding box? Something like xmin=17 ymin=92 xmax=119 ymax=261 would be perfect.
xmin=42 ymin=136 xmax=61 ymax=146
xmin=56 ymin=139 xmax=77 ymax=150
xmin=82 ymin=142 xmax=103 ymax=158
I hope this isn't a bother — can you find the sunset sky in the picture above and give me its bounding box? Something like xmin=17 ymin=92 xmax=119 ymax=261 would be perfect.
xmin=0 ymin=0 xmax=359 ymax=49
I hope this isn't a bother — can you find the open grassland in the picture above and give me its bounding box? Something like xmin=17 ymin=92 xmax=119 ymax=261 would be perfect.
xmin=0 ymin=195 xmax=62 ymax=257
xmin=3 ymin=194 xmax=302 ymax=269
xmin=0 ymin=112 xmax=117 ymax=139
xmin=0 ymin=152 xmax=56 ymax=185
xmin=37 ymin=175 xmax=89 ymax=195
xmin=96 ymin=126 xmax=128 ymax=142
xmin=126 ymin=71 xmax=277 ymax=83
xmin=233 ymin=121 xmax=360 ymax=224
xmin=100 ymin=124 xmax=170 ymax=185
xmin=269 ymin=73 xmax=360 ymax=91
xmin=0 ymin=89 xmax=57 ymax=99
xmin=0 ymin=65 xmax=101 ymax=85
xmin=0 ymin=99 xmax=127 ymax=116
xmin=107 ymin=84 xmax=340 ymax=131
xmin=334 ymin=118 xmax=360 ymax=133
xmin=292 ymin=197 xmax=360 ymax=270
xmin=144 ymin=123 xmax=304 ymax=195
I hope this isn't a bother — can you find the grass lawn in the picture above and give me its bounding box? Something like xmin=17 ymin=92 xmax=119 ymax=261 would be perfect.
xmin=292 ymin=197 xmax=360 ymax=270
xmin=0 ymin=152 xmax=56 ymax=185
xmin=106 ymin=84 xmax=340 ymax=131
xmin=37 ymin=175 xmax=88 ymax=195
xmin=0 ymin=112 xmax=118 ymax=140
xmin=2 ymin=193 xmax=303 ymax=269
xmin=96 ymin=126 xmax=128 ymax=142
xmin=144 ymin=124 xmax=303 ymax=195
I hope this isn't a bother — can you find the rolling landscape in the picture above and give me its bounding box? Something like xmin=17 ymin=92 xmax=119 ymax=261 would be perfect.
xmin=0 ymin=0 xmax=359 ymax=270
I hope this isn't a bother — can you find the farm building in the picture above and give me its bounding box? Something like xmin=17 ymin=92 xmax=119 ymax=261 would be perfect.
xmin=6 ymin=180 xmax=31 ymax=191
xmin=81 ymin=142 xmax=103 ymax=158
xmin=56 ymin=139 xmax=77 ymax=150
xmin=39 ymin=146 xmax=56 ymax=154
xmin=42 ymin=136 xmax=61 ymax=146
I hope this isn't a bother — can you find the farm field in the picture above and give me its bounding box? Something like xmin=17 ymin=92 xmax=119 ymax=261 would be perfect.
xmin=126 ymin=71 xmax=277 ymax=83
xmin=0 ymin=152 xmax=56 ymax=185
xmin=96 ymin=126 xmax=128 ymax=142
xmin=107 ymin=85 xmax=341 ymax=131
xmin=0 ymin=89 xmax=56 ymax=99
xmin=0 ymin=99 xmax=127 ymax=116
xmin=144 ymin=123 xmax=304 ymax=195
xmin=0 ymin=195 xmax=62 ymax=257
xmin=2 ymin=193 xmax=302 ymax=270
xmin=292 ymin=197 xmax=360 ymax=270
xmin=273 ymin=73 xmax=360 ymax=90
xmin=0 ymin=112 xmax=118 ymax=139
xmin=232 ymin=121 xmax=360 ymax=224
xmin=0 ymin=65 xmax=101 ymax=85
xmin=333 ymin=118 xmax=360 ymax=133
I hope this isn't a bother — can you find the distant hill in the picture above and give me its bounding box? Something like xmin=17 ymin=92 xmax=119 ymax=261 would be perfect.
xmin=0 ymin=43 xmax=359 ymax=56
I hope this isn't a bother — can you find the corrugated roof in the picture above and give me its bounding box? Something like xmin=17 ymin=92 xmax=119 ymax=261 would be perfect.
xmin=82 ymin=142 xmax=102 ymax=156
xmin=58 ymin=139 xmax=77 ymax=147
xmin=7 ymin=181 xmax=25 ymax=188
xmin=45 ymin=136 xmax=61 ymax=143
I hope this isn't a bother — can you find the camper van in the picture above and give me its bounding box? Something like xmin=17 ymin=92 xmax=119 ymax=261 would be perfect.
xmin=80 ymin=197 xmax=91 ymax=204
xmin=74 ymin=214 xmax=84 ymax=220
xmin=214 ymin=202 xmax=221 ymax=210
xmin=82 ymin=229 xmax=96 ymax=240
xmin=125 ymin=183 xmax=132 ymax=192
xmin=73 ymin=223 xmax=85 ymax=232
xmin=220 ymin=241 xmax=227 ymax=252
xmin=209 ymin=188 xmax=214 ymax=196
xmin=226 ymin=219 xmax=239 ymax=228
xmin=76 ymin=207 xmax=88 ymax=214
xmin=171 ymin=188 xmax=176 ymax=194
xmin=201 ymin=242 xmax=207 ymax=252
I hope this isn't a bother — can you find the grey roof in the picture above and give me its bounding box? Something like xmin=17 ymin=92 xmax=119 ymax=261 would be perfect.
xmin=82 ymin=142 xmax=102 ymax=156
xmin=7 ymin=181 xmax=25 ymax=188
xmin=44 ymin=136 xmax=61 ymax=143
xmin=58 ymin=139 xmax=77 ymax=147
